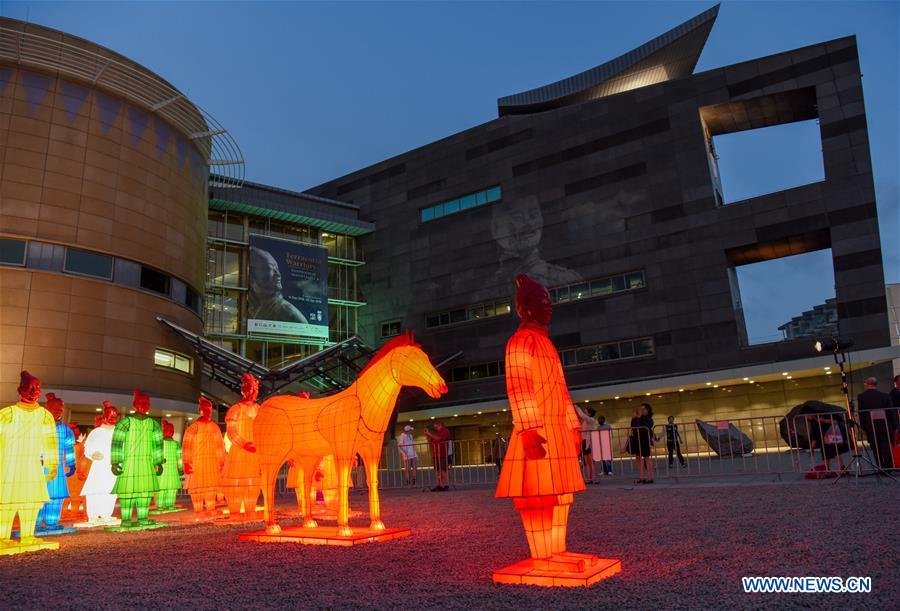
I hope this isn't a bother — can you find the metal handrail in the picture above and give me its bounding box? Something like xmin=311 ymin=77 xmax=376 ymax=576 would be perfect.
xmin=0 ymin=21 xmax=244 ymax=187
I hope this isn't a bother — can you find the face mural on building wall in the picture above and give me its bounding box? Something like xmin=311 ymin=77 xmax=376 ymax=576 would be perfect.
xmin=489 ymin=195 xmax=582 ymax=290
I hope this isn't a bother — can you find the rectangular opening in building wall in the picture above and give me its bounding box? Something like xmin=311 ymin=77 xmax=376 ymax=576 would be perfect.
xmin=699 ymin=88 xmax=823 ymax=205
xmin=140 ymin=266 xmax=170 ymax=295
xmin=64 ymin=248 xmax=113 ymax=280
xmin=0 ymin=238 xmax=26 ymax=265
xmin=381 ymin=320 xmax=401 ymax=339
xmin=710 ymin=120 xmax=824 ymax=204
xmin=733 ymin=249 xmax=836 ymax=346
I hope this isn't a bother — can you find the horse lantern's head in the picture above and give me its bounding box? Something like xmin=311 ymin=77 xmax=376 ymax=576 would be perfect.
xmin=366 ymin=331 xmax=448 ymax=399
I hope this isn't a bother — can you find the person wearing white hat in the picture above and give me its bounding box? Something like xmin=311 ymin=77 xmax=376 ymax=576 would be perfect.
xmin=398 ymin=425 xmax=418 ymax=486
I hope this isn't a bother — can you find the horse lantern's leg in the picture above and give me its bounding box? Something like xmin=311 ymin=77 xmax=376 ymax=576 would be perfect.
xmin=299 ymin=457 xmax=319 ymax=529
xmin=363 ymin=449 xmax=385 ymax=531
xmin=260 ymin=462 xmax=281 ymax=535
xmin=335 ymin=457 xmax=353 ymax=537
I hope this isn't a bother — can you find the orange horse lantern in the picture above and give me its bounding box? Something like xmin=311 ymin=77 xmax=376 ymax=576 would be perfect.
xmin=253 ymin=332 xmax=447 ymax=537
xmin=494 ymin=275 xmax=621 ymax=587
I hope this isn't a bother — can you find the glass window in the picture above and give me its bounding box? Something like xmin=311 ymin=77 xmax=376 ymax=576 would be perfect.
xmin=557 ymin=286 xmax=570 ymax=303
xmin=475 ymin=191 xmax=487 ymax=205
xmin=421 ymin=207 xmax=434 ymax=222
xmin=439 ymin=312 xmax=450 ymax=326
xmin=450 ymin=309 xmax=466 ymax=324
xmin=0 ymin=238 xmax=26 ymax=265
xmin=468 ymin=304 xmax=484 ymax=319
xmin=426 ymin=315 xmax=440 ymax=328
xmin=140 ymin=266 xmax=170 ymax=294
xmin=495 ymin=300 xmax=511 ymax=315
xmin=460 ymin=194 xmax=476 ymax=210
xmin=634 ymin=338 xmax=654 ymax=356
xmin=432 ymin=204 xmax=445 ymax=219
xmin=562 ymin=350 xmax=576 ymax=367
xmin=208 ymin=212 xmax=226 ymax=239
xmin=488 ymin=362 xmax=500 ymax=377
xmin=114 ymin=258 xmax=141 ymax=287
xmin=470 ymin=364 xmax=488 ymax=379
xmin=185 ymin=287 xmax=201 ymax=313
xmin=627 ymin=271 xmax=646 ymax=289
xmin=571 ymin=283 xmax=589 ymax=300
xmin=619 ymin=341 xmax=635 ymax=358
xmin=154 ymin=348 xmax=192 ymax=374
xmin=598 ymin=344 xmax=620 ymax=361
xmin=225 ymin=214 xmax=244 ymax=242
xmin=486 ymin=186 xmax=502 ymax=202
xmin=576 ymin=348 xmax=597 ymax=364
xmin=444 ymin=199 xmax=460 ymax=215
xmin=248 ymin=218 xmax=268 ymax=237
xmin=64 ymin=249 xmax=113 ymax=279
xmin=591 ymin=278 xmax=612 ymax=296
xmin=482 ymin=303 xmax=496 ymax=317
xmin=381 ymin=320 xmax=401 ymax=338
xmin=611 ymin=275 xmax=626 ymax=292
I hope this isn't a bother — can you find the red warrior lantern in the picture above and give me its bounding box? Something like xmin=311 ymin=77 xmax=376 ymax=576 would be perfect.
xmin=493 ymin=275 xmax=621 ymax=587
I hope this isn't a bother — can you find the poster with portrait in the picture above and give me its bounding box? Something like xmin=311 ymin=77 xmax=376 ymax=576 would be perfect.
xmin=247 ymin=235 xmax=329 ymax=339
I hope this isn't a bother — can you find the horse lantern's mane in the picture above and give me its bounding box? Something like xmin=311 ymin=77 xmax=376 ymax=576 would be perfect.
xmin=359 ymin=330 xmax=420 ymax=376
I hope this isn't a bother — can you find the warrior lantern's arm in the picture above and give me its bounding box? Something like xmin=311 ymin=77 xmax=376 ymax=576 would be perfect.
xmin=64 ymin=426 xmax=76 ymax=475
xmin=151 ymin=420 xmax=164 ymax=466
xmin=182 ymin=425 xmax=196 ymax=473
xmin=110 ymin=418 xmax=131 ymax=467
xmin=42 ymin=413 xmax=60 ymax=475
xmin=225 ymin=406 xmax=253 ymax=450
xmin=215 ymin=425 xmax=226 ymax=469
xmin=176 ymin=441 xmax=184 ymax=475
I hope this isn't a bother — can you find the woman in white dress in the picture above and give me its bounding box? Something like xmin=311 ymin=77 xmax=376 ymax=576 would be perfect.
xmin=76 ymin=402 xmax=120 ymax=526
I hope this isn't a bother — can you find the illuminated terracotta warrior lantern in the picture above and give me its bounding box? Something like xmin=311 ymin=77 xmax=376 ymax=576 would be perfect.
xmin=76 ymin=403 xmax=119 ymax=527
xmin=243 ymin=332 xmax=447 ymax=544
xmin=108 ymin=390 xmax=166 ymax=531
xmin=154 ymin=420 xmax=183 ymax=513
xmin=221 ymin=374 xmax=262 ymax=520
xmin=0 ymin=371 xmax=59 ymax=555
xmin=493 ymin=275 xmax=621 ymax=587
xmin=61 ymin=422 xmax=89 ymax=521
xmin=182 ymin=397 xmax=226 ymax=520
xmin=35 ymin=393 xmax=77 ymax=535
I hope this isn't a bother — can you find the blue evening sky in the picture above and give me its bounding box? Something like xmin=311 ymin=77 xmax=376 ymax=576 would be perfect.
xmin=2 ymin=1 xmax=897 ymax=341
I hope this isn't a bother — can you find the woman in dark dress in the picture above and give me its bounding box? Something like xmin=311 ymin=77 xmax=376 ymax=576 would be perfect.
xmin=629 ymin=407 xmax=642 ymax=481
xmin=637 ymin=403 xmax=656 ymax=483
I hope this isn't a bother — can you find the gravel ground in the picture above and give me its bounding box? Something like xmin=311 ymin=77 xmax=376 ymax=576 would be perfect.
xmin=0 ymin=478 xmax=896 ymax=610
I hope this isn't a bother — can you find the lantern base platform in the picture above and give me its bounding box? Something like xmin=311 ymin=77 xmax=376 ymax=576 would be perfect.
xmin=149 ymin=507 xmax=186 ymax=515
xmin=105 ymin=521 xmax=168 ymax=532
xmin=73 ymin=517 xmax=120 ymax=528
xmin=213 ymin=509 xmax=265 ymax=525
xmin=33 ymin=525 xmax=78 ymax=536
xmin=239 ymin=525 xmax=411 ymax=546
xmin=0 ymin=539 xmax=59 ymax=555
xmin=493 ymin=555 xmax=621 ymax=587
xmin=278 ymin=508 xmax=364 ymax=520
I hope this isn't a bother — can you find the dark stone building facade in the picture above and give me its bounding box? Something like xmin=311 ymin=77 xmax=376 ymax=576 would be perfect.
xmin=307 ymin=6 xmax=891 ymax=421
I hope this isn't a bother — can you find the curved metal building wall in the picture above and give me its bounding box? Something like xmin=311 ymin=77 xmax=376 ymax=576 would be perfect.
xmin=0 ymin=18 xmax=215 ymax=416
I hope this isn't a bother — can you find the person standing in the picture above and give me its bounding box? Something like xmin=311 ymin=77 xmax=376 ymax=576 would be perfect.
xmin=398 ymin=425 xmax=418 ymax=486
xmin=664 ymin=416 xmax=687 ymax=468
xmin=629 ymin=408 xmax=642 ymax=480
xmin=425 ymin=421 xmax=451 ymax=491
xmin=574 ymin=405 xmax=598 ymax=484
xmin=597 ymin=416 xmax=614 ymax=476
xmin=857 ymin=377 xmax=896 ymax=469
xmin=637 ymin=403 xmax=656 ymax=483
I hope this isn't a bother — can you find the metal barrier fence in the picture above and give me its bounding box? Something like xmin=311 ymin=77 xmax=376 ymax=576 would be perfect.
xmin=269 ymin=408 xmax=897 ymax=495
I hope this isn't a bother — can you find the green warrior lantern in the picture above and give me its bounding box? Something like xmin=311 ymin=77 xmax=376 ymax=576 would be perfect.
xmin=154 ymin=420 xmax=183 ymax=513
xmin=107 ymin=389 xmax=166 ymax=531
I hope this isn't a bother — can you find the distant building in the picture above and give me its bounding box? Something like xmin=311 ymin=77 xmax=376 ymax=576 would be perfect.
xmin=778 ymin=299 xmax=838 ymax=340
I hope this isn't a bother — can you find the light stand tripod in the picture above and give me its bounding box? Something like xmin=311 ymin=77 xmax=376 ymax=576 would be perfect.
xmin=829 ymin=343 xmax=895 ymax=482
